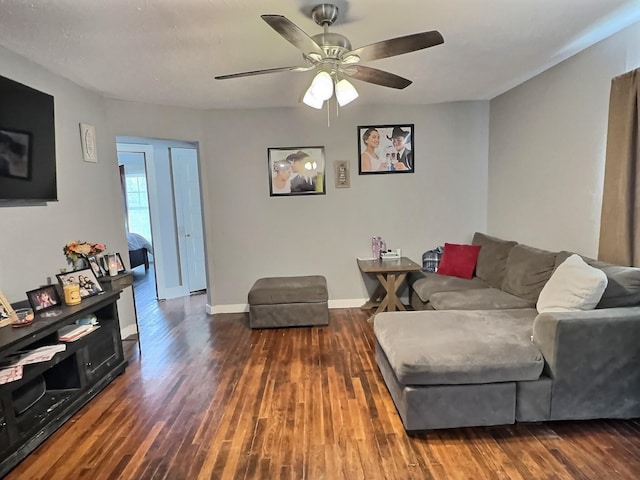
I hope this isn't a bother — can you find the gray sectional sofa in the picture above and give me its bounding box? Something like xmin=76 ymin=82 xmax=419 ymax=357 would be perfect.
xmin=374 ymin=232 xmax=640 ymax=431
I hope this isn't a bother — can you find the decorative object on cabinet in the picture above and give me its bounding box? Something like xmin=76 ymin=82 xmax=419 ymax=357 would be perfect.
xmin=26 ymin=285 xmax=62 ymax=313
xmin=62 ymin=240 xmax=106 ymax=268
xmin=86 ymin=255 xmax=106 ymax=278
xmin=0 ymin=291 xmax=17 ymax=327
xmin=56 ymin=268 xmax=103 ymax=299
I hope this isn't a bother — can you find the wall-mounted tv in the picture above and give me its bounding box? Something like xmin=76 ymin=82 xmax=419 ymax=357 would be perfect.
xmin=0 ymin=74 xmax=57 ymax=202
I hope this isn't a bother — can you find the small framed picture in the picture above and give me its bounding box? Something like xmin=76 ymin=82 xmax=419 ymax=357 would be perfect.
xmin=0 ymin=290 xmax=17 ymax=326
xmin=26 ymin=285 xmax=62 ymax=312
xmin=115 ymin=252 xmax=126 ymax=273
xmin=358 ymin=124 xmax=415 ymax=174
xmin=57 ymin=268 xmax=104 ymax=299
xmin=86 ymin=255 xmax=106 ymax=278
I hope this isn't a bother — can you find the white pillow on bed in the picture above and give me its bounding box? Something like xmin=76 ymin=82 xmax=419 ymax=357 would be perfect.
xmin=536 ymin=254 xmax=608 ymax=313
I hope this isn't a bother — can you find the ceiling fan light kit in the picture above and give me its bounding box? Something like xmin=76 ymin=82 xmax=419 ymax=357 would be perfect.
xmin=215 ymin=3 xmax=444 ymax=112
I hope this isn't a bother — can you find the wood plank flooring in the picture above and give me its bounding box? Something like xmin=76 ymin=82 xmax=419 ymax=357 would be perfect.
xmin=5 ymin=290 xmax=640 ymax=479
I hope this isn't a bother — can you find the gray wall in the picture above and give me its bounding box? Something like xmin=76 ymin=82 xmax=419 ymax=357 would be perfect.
xmin=107 ymin=100 xmax=490 ymax=310
xmin=488 ymin=21 xmax=640 ymax=256
xmin=0 ymin=46 xmax=136 ymax=335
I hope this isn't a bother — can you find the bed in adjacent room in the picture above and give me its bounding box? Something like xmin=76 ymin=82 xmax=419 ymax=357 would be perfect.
xmin=127 ymin=232 xmax=153 ymax=271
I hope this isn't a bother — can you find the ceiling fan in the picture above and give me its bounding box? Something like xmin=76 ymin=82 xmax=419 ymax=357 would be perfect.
xmin=215 ymin=3 xmax=444 ymax=108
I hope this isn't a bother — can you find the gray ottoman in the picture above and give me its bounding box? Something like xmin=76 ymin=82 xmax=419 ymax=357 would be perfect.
xmin=248 ymin=275 xmax=329 ymax=329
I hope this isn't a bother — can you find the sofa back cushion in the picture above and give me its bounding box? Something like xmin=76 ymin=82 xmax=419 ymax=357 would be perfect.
xmin=502 ymin=244 xmax=557 ymax=303
xmin=537 ymin=254 xmax=608 ymax=313
xmin=555 ymin=250 xmax=640 ymax=308
xmin=472 ymin=232 xmax=517 ymax=288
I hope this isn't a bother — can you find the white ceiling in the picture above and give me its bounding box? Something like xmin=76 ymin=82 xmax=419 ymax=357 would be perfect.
xmin=0 ymin=0 xmax=639 ymax=111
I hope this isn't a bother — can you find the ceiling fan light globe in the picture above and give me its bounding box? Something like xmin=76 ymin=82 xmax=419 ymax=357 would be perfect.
xmin=310 ymin=71 xmax=334 ymax=101
xmin=302 ymin=86 xmax=324 ymax=109
xmin=335 ymin=78 xmax=359 ymax=106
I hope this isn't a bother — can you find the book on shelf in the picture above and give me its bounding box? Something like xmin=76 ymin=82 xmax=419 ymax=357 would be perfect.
xmin=58 ymin=324 xmax=100 ymax=342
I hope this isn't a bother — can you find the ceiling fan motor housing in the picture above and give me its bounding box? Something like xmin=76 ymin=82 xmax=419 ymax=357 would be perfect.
xmin=312 ymin=32 xmax=352 ymax=59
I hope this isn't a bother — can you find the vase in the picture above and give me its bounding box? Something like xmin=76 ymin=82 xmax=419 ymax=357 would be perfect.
xmin=73 ymin=257 xmax=87 ymax=270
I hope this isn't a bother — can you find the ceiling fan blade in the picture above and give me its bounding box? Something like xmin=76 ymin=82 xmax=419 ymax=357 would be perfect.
xmin=215 ymin=65 xmax=312 ymax=80
xmin=344 ymin=65 xmax=412 ymax=89
xmin=347 ymin=31 xmax=444 ymax=62
xmin=261 ymin=14 xmax=323 ymax=55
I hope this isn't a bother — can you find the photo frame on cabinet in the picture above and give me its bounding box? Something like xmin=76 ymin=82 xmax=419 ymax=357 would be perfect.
xmin=0 ymin=290 xmax=17 ymax=326
xmin=358 ymin=124 xmax=414 ymax=174
xmin=86 ymin=255 xmax=106 ymax=278
xmin=57 ymin=268 xmax=103 ymax=299
xmin=26 ymin=285 xmax=62 ymax=312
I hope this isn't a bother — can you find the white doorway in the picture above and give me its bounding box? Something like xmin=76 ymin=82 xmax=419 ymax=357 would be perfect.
xmin=117 ymin=140 xmax=206 ymax=300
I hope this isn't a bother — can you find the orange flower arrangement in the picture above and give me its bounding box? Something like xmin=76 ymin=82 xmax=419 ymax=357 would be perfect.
xmin=63 ymin=240 xmax=106 ymax=265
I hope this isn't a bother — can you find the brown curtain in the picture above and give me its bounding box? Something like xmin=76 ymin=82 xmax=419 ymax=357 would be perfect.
xmin=598 ymin=68 xmax=640 ymax=266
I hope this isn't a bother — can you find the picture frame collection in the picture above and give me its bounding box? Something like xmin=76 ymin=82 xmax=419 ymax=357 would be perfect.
xmin=268 ymin=123 xmax=414 ymax=196
xmin=0 ymin=251 xmax=128 ymax=328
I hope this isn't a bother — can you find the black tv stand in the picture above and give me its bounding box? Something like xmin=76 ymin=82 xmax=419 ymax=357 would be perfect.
xmin=0 ymin=290 xmax=127 ymax=477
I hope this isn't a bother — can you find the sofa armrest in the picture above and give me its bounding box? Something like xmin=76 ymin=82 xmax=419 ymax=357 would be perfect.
xmin=532 ymin=307 xmax=640 ymax=420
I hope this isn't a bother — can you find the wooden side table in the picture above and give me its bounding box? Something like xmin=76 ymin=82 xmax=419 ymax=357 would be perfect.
xmin=357 ymin=257 xmax=422 ymax=313
xmin=99 ymin=271 xmax=141 ymax=354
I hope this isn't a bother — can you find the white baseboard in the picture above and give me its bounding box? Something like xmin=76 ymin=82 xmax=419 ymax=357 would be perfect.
xmin=205 ymin=298 xmax=369 ymax=315
xmin=120 ymin=323 xmax=138 ymax=339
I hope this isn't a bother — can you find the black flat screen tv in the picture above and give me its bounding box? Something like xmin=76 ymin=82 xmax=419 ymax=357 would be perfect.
xmin=0 ymin=74 xmax=57 ymax=202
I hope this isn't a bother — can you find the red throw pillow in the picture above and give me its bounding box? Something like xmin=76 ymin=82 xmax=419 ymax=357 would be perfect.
xmin=436 ymin=243 xmax=482 ymax=279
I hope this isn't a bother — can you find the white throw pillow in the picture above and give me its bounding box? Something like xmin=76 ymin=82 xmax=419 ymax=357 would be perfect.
xmin=536 ymin=254 xmax=608 ymax=313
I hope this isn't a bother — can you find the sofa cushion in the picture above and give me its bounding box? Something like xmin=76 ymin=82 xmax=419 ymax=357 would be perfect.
xmin=430 ymin=288 xmax=534 ymax=310
xmin=412 ymin=273 xmax=489 ymax=303
xmin=502 ymin=244 xmax=557 ymax=303
xmin=555 ymin=251 xmax=640 ymax=308
xmin=436 ymin=243 xmax=481 ymax=279
xmin=472 ymin=232 xmax=517 ymax=288
xmin=536 ymin=254 xmax=608 ymax=313
xmin=374 ymin=309 xmax=543 ymax=385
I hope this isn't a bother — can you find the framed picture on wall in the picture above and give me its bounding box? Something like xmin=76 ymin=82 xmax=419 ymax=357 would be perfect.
xmin=358 ymin=124 xmax=414 ymax=174
xmin=267 ymin=146 xmax=326 ymax=196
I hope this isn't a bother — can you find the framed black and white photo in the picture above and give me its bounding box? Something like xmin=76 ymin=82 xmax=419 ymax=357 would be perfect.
xmin=57 ymin=268 xmax=103 ymax=299
xmin=0 ymin=128 xmax=32 ymax=179
xmin=358 ymin=124 xmax=414 ymax=174
xmin=267 ymin=146 xmax=326 ymax=196
xmin=26 ymin=285 xmax=62 ymax=312
xmin=86 ymin=255 xmax=106 ymax=278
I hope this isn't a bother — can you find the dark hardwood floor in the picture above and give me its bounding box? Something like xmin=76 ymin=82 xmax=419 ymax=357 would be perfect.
xmin=5 ymin=274 xmax=640 ymax=479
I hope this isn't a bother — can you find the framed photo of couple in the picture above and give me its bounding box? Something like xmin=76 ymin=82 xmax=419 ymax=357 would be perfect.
xmin=358 ymin=124 xmax=414 ymax=175
xmin=268 ymin=146 xmax=326 ymax=197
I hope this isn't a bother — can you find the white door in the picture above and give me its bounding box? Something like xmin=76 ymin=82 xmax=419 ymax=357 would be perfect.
xmin=170 ymin=147 xmax=206 ymax=292
xmin=118 ymin=142 xmax=206 ymax=299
